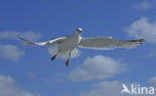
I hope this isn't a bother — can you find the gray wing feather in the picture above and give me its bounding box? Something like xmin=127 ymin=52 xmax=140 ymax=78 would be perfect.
xmin=19 ymin=36 xmax=67 ymax=46
xmin=79 ymin=37 xmax=145 ymax=50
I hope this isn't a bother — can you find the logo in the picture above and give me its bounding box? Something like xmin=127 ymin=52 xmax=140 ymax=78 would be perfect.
xmin=121 ymin=84 xmax=155 ymax=95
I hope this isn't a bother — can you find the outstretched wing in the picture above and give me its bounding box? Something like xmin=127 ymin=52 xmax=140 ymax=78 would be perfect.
xmin=79 ymin=37 xmax=145 ymax=50
xmin=19 ymin=36 xmax=67 ymax=46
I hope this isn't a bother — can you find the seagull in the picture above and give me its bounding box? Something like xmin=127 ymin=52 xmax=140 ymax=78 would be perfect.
xmin=20 ymin=28 xmax=145 ymax=67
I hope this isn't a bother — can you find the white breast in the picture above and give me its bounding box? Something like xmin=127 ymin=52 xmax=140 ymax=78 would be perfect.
xmin=59 ymin=35 xmax=80 ymax=51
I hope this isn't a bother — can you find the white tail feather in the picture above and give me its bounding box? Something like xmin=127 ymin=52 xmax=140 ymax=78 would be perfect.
xmin=48 ymin=46 xmax=81 ymax=59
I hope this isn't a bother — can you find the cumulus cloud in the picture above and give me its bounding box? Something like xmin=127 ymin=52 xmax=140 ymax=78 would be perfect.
xmin=80 ymin=80 xmax=155 ymax=96
xmin=0 ymin=75 xmax=40 ymax=96
xmin=148 ymin=76 xmax=156 ymax=87
xmin=0 ymin=31 xmax=42 ymax=41
xmin=126 ymin=17 xmax=156 ymax=43
xmin=80 ymin=81 xmax=123 ymax=96
xmin=69 ymin=55 xmax=126 ymax=82
xmin=133 ymin=1 xmax=152 ymax=10
xmin=0 ymin=31 xmax=42 ymax=61
xmin=0 ymin=44 xmax=24 ymax=61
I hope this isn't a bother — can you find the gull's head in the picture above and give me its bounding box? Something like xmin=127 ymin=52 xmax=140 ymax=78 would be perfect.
xmin=76 ymin=28 xmax=82 ymax=34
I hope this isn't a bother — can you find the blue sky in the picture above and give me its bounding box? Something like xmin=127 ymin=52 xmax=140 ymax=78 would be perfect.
xmin=0 ymin=0 xmax=156 ymax=96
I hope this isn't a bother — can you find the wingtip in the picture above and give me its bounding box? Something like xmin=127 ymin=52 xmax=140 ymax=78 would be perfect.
xmin=19 ymin=36 xmax=25 ymax=40
xmin=139 ymin=39 xmax=146 ymax=42
xmin=138 ymin=39 xmax=146 ymax=46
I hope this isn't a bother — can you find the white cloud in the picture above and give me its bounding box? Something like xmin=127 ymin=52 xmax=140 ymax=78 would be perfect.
xmin=0 ymin=31 xmax=42 ymax=61
xmin=126 ymin=17 xmax=156 ymax=43
xmin=0 ymin=75 xmax=40 ymax=96
xmin=69 ymin=55 xmax=126 ymax=82
xmin=0 ymin=31 xmax=42 ymax=41
xmin=148 ymin=76 xmax=156 ymax=87
xmin=133 ymin=1 xmax=152 ymax=10
xmin=0 ymin=44 xmax=24 ymax=61
xmin=80 ymin=81 xmax=125 ymax=96
xmin=80 ymin=80 xmax=155 ymax=96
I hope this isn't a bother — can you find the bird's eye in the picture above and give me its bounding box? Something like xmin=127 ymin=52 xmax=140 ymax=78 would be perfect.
xmin=76 ymin=28 xmax=82 ymax=33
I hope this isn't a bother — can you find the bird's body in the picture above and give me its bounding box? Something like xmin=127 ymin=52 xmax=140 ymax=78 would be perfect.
xmin=59 ymin=32 xmax=81 ymax=51
xmin=20 ymin=28 xmax=145 ymax=67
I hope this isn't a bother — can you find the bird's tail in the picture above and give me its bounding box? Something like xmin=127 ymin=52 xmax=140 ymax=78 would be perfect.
xmin=19 ymin=36 xmax=37 ymax=45
xmin=48 ymin=46 xmax=81 ymax=59
xmin=127 ymin=39 xmax=146 ymax=45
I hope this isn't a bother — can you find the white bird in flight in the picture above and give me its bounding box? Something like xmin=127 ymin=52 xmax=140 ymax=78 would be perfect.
xmin=20 ymin=28 xmax=145 ymax=67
